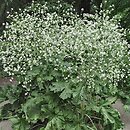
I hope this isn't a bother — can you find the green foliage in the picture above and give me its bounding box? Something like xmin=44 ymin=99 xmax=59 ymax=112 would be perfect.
xmin=91 ymin=0 xmax=130 ymax=44
xmin=103 ymin=0 xmax=130 ymax=106
xmin=104 ymin=0 xmax=130 ymax=40
xmin=92 ymin=0 xmax=130 ymax=105
xmin=0 ymin=1 xmax=129 ymax=130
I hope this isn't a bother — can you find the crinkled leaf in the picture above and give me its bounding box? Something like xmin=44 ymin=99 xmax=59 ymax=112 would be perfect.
xmin=50 ymin=82 xmax=69 ymax=93
xmin=60 ymin=88 xmax=72 ymax=100
xmin=101 ymin=107 xmax=115 ymax=124
xmin=44 ymin=116 xmax=64 ymax=130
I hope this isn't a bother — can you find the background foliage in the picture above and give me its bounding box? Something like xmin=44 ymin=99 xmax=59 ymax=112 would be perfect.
xmin=0 ymin=0 xmax=130 ymax=40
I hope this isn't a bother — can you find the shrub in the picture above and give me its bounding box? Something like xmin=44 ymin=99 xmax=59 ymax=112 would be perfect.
xmin=0 ymin=1 xmax=129 ymax=130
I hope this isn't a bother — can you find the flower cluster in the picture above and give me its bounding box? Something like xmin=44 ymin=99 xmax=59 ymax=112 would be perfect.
xmin=0 ymin=1 xmax=129 ymax=95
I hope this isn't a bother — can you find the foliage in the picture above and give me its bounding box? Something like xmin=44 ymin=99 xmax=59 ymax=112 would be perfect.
xmin=92 ymin=0 xmax=130 ymax=105
xmin=0 ymin=0 xmax=32 ymax=76
xmin=104 ymin=0 xmax=130 ymax=42
xmin=91 ymin=0 xmax=130 ymax=45
xmin=102 ymin=0 xmax=130 ymax=106
xmin=0 ymin=1 xmax=129 ymax=130
xmin=0 ymin=0 xmax=32 ymax=33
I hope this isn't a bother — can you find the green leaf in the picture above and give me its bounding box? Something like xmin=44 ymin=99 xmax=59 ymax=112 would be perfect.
xmin=60 ymin=88 xmax=72 ymax=100
xmin=40 ymin=127 xmax=45 ymax=130
xmin=50 ymin=82 xmax=68 ymax=93
xmin=101 ymin=107 xmax=115 ymax=124
xmin=44 ymin=116 xmax=64 ymax=130
xmin=44 ymin=76 xmax=53 ymax=81
xmin=101 ymin=97 xmax=117 ymax=107
xmin=10 ymin=117 xmax=29 ymax=130
xmin=0 ymin=87 xmax=8 ymax=103
xmin=22 ymin=96 xmax=43 ymax=120
xmin=27 ymin=67 xmax=40 ymax=77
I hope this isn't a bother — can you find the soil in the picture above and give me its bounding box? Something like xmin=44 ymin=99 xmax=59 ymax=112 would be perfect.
xmin=113 ymin=100 xmax=130 ymax=130
xmin=0 ymin=77 xmax=17 ymax=86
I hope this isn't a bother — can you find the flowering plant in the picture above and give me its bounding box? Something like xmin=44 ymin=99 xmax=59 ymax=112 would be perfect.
xmin=0 ymin=1 xmax=129 ymax=130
